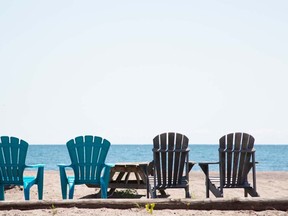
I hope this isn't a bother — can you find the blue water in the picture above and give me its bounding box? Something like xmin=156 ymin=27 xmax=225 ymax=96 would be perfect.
xmin=26 ymin=144 xmax=288 ymax=171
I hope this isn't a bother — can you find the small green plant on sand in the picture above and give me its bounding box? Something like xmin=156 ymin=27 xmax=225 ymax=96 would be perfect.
xmin=190 ymin=192 xmax=196 ymax=199
xmin=51 ymin=204 xmax=57 ymax=216
xmin=145 ymin=203 xmax=155 ymax=214
xmin=135 ymin=203 xmax=141 ymax=208
xmin=116 ymin=189 xmax=138 ymax=198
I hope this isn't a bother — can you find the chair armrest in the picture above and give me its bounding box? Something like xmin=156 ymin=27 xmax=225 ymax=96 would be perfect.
xmin=25 ymin=164 xmax=45 ymax=169
xmin=105 ymin=163 xmax=115 ymax=168
xmin=198 ymin=161 xmax=219 ymax=165
xmin=101 ymin=163 xmax=115 ymax=182
xmin=58 ymin=164 xmax=72 ymax=184
xmin=188 ymin=161 xmax=197 ymax=172
xmin=198 ymin=162 xmax=219 ymax=175
xmin=249 ymin=161 xmax=259 ymax=165
xmin=58 ymin=164 xmax=73 ymax=172
xmin=58 ymin=164 xmax=72 ymax=173
xmin=25 ymin=164 xmax=44 ymax=184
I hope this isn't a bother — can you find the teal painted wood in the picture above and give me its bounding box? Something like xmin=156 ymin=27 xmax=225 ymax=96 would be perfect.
xmin=58 ymin=135 xmax=114 ymax=199
xmin=0 ymin=136 xmax=44 ymax=201
xmin=147 ymin=132 xmax=195 ymax=198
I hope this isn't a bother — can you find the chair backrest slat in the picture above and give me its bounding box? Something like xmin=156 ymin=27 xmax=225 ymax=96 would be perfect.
xmin=3 ymin=144 xmax=12 ymax=180
xmin=167 ymin=133 xmax=175 ymax=185
xmin=160 ymin=133 xmax=167 ymax=186
xmin=97 ymin=139 xmax=110 ymax=179
xmin=11 ymin=137 xmax=20 ymax=181
xmin=241 ymin=134 xmax=255 ymax=184
xmin=226 ymin=133 xmax=234 ymax=186
xmin=237 ymin=133 xmax=249 ymax=184
xmin=153 ymin=135 xmax=162 ymax=186
xmin=232 ymin=133 xmax=241 ymax=185
xmin=84 ymin=136 xmax=93 ymax=180
xmin=173 ymin=134 xmax=182 ymax=185
xmin=177 ymin=134 xmax=189 ymax=184
xmin=91 ymin=136 xmax=102 ymax=180
xmin=219 ymin=136 xmax=226 ymax=186
xmin=75 ymin=136 xmax=85 ymax=180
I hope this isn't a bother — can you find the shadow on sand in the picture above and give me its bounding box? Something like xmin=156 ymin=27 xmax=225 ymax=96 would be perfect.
xmin=80 ymin=189 xmax=146 ymax=199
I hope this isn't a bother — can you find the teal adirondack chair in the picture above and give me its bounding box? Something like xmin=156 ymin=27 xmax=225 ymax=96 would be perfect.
xmin=58 ymin=135 xmax=114 ymax=199
xmin=0 ymin=136 xmax=44 ymax=200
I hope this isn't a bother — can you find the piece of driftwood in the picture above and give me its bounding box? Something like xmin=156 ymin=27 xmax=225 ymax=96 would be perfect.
xmin=0 ymin=198 xmax=288 ymax=211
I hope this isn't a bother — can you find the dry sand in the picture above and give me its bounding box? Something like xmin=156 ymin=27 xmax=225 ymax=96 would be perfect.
xmin=1 ymin=171 xmax=288 ymax=215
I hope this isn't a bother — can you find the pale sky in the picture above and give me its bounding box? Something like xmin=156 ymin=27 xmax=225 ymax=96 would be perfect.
xmin=1 ymin=1 xmax=288 ymax=144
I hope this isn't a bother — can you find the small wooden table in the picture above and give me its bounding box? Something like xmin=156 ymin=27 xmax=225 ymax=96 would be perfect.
xmin=108 ymin=162 xmax=150 ymax=194
xmin=87 ymin=162 xmax=151 ymax=195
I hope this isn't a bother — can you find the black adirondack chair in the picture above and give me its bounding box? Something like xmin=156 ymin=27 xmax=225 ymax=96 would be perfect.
xmin=199 ymin=132 xmax=259 ymax=198
xmin=146 ymin=132 xmax=195 ymax=198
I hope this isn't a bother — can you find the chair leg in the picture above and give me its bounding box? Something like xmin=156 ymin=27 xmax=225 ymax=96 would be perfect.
xmin=200 ymin=164 xmax=210 ymax=198
xmin=146 ymin=180 xmax=151 ymax=198
xmin=185 ymin=187 xmax=191 ymax=198
xmin=100 ymin=183 xmax=108 ymax=199
xmin=37 ymin=167 xmax=44 ymax=200
xmin=0 ymin=185 xmax=4 ymax=200
xmin=146 ymin=185 xmax=150 ymax=198
xmin=38 ymin=183 xmax=43 ymax=200
xmin=24 ymin=186 xmax=31 ymax=200
xmin=152 ymin=188 xmax=157 ymax=198
xmin=245 ymin=187 xmax=259 ymax=197
xmin=24 ymin=180 xmax=36 ymax=200
xmin=61 ymin=184 xmax=67 ymax=199
xmin=68 ymin=184 xmax=75 ymax=199
xmin=59 ymin=167 xmax=68 ymax=199
xmin=159 ymin=189 xmax=166 ymax=196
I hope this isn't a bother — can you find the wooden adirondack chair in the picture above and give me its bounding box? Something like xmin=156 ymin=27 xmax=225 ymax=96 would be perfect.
xmin=199 ymin=132 xmax=259 ymax=198
xmin=0 ymin=136 xmax=44 ymax=200
xmin=58 ymin=135 xmax=114 ymax=199
xmin=146 ymin=132 xmax=195 ymax=198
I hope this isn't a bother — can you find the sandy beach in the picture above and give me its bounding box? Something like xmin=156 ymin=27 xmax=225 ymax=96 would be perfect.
xmin=1 ymin=171 xmax=288 ymax=215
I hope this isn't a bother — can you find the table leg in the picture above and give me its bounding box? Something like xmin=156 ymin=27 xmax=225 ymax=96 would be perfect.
xmin=159 ymin=189 xmax=166 ymax=196
xmin=134 ymin=172 xmax=141 ymax=184
xmin=109 ymin=172 xmax=125 ymax=195
xmin=124 ymin=172 xmax=131 ymax=184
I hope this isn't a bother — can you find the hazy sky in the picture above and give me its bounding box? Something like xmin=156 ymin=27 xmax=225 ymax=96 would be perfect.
xmin=1 ymin=1 xmax=288 ymax=144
